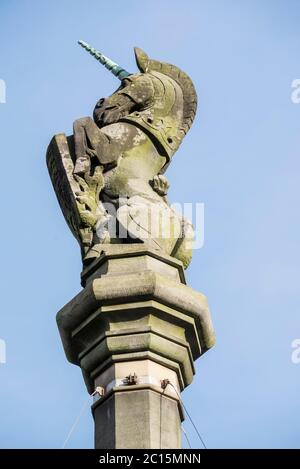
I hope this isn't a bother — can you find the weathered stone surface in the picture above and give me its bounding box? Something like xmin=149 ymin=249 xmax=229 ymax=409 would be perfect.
xmin=56 ymin=248 xmax=215 ymax=395
xmin=93 ymin=386 xmax=182 ymax=449
xmin=46 ymin=134 xmax=105 ymax=255
xmin=58 ymin=273 xmax=214 ymax=358
xmin=94 ymin=360 xmax=180 ymax=396
xmin=47 ymin=46 xmax=198 ymax=268
xmin=81 ymin=243 xmax=186 ymax=287
xmin=80 ymin=326 xmax=194 ymax=391
xmin=48 ymin=44 xmax=215 ymax=450
xmin=93 ymin=360 xmax=182 ymax=448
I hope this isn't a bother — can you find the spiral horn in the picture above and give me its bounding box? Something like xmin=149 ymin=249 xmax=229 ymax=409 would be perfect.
xmin=78 ymin=40 xmax=131 ymax=80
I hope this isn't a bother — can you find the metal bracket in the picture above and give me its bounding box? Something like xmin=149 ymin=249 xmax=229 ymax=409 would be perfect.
xmin=160 ymin=378 xmax=170 ymax=390
xmin=123 ymin=373 xmax=138 ymax=386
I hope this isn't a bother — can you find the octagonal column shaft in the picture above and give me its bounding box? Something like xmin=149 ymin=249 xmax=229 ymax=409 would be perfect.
xmin=92 ymin=360 xmax=182 ymax=449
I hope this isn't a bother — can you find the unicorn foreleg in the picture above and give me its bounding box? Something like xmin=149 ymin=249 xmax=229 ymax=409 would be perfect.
xmin=73 ymin=117 xmax=120 ymax=175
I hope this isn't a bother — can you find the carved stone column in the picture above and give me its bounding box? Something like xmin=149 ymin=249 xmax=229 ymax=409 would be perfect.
xmin=47 ymin=43 xmax=215 ymax=450
xmin=57 ymin=245 xmax=215 ymax=449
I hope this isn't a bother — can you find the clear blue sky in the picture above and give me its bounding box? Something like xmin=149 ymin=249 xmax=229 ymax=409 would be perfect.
xmin=0 ymin=0 xmax=299 ymax=449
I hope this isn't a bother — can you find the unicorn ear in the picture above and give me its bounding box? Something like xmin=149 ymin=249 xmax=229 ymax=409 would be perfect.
xmin=134 ymin=47 xmax=149 ymax=72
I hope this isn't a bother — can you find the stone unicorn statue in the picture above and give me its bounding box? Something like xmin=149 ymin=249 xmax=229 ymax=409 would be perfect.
xmin=46 ymin=42 xmax=197 ymax=268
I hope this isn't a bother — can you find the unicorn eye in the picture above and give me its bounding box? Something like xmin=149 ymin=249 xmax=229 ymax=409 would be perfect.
xmin=96 ymin=98 xmax=105 ymax=108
